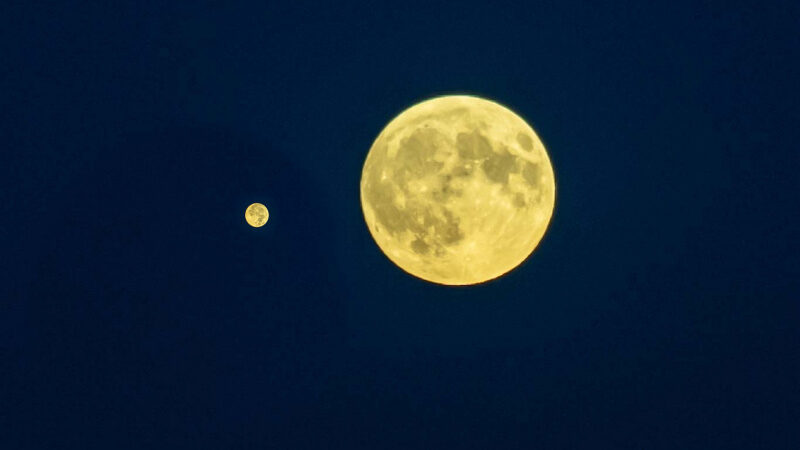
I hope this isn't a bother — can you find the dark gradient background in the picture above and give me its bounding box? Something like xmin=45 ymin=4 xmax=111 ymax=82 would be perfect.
xmin=3 ymin=1 xmax=799 ymax=448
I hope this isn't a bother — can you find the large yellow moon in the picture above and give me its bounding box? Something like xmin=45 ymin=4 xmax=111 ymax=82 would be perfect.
xmin=360 ymin=95 xmax=555 ymax=285
xmin=245 ymin=202 xmax=269 ymax=228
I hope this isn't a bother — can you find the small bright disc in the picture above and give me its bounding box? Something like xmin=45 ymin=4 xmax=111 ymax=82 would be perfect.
xmin=245 ymin=203 xmax=269 ymax=228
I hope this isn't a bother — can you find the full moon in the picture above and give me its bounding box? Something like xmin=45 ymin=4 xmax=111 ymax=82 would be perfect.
xmin=245 ymin=202 xmax=269 ymax=228
xmin=360 ymin=95 xmax=555 ymax=285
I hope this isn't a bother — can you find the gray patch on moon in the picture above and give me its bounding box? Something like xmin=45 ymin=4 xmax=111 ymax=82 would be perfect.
xmin=431 ymin=174 xmax=462 ymax=202
xmin=456 ymin=131 xmax=493 ymax=160
xmin=411 ymin=236 xmax=430 ymax=255
xmin=517 ymin=132 xmax=533 ymax=151
xmin=364 ymin=181 xmax=406 ymax=233
xmin=482 ymin=149 xmax=516 ymax=184
xmin=451 ymin=165 xmax=474 ymax=178
xmin=396 ymin=128 xmax=444 ymax=178
xmin=434 ymin=208 xmax=464 ymax=245
xmin=521 ymin=161 xmax=542 ymax=186
xmin=513 ymin=192 xmax=526 ymax=208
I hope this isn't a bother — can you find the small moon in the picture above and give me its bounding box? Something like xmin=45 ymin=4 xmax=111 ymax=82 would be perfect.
xmin=360 ymin=95 xmax=556 ymax=285
xmin=245 ymin=202 xmax=269 ymax=228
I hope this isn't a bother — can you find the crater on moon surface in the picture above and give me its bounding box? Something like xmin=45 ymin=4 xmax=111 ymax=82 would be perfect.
xmin=360 ymin=95 xmax=555 ymax=285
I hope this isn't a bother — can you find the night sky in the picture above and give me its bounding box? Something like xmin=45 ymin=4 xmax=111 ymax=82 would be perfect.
xmin=3 ymin=1 xmax=799 ymax=448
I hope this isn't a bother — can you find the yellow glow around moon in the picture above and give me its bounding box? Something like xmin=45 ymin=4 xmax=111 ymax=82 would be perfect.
xmin=245 ymin=203 xmax=269 ymax=228
xmin=360 ymin=95 xmax=555 ymax=285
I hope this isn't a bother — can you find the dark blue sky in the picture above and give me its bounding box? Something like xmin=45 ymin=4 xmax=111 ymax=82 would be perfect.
xmin=3 ymin=1 xmax=799 ymax=448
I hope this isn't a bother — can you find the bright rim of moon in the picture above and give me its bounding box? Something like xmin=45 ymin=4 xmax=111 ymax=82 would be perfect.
xmin=245 ymin=202 xmax=269 ymax=228
xmin=360 ymin=95 xmax=555 ymax=285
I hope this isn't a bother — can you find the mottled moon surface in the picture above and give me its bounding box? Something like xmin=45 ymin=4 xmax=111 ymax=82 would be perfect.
xmin=360 ymin=95 xmax=555 ymax=285
xmin=245 ymin=202 xmax=269 ymax=228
